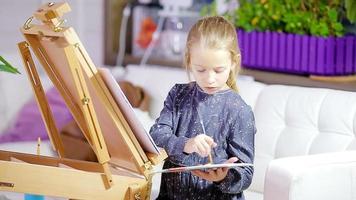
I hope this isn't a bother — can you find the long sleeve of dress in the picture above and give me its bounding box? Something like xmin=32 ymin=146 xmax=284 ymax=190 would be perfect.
xmin=215 ymin=106 xmax=256 ymax=194
xmin=149 ymin=85 xmax=189 ymax=156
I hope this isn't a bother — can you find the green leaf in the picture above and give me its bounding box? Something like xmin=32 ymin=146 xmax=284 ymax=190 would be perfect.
xmin=327 ymin=9 xmax=338 ymax=22
xmin=345 ymin=0 xmax=356 ymax=23
xmin=319 ymin=22 xmax=330 ymax=37
xmin=0 ymin=56 xmax=21 ymax=74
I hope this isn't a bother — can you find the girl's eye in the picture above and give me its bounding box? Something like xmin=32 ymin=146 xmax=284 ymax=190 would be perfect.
xmin=197 ymin=69 xmax=206 ymax=73
xmin=215 ymin=68 xmax=225 ymax=73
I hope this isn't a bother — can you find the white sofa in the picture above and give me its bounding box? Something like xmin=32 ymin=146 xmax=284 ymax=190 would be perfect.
xmin=121 ymin=64 xmax=356 ymax=200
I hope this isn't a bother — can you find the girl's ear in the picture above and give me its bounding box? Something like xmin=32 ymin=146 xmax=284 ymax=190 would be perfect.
xmin=237 ymin=54 xmax=241 ymax=63
xmin=231 ymin=54 xmax=240 ymax=73
xmin=234 ymin=54 xmax=241 ymax=72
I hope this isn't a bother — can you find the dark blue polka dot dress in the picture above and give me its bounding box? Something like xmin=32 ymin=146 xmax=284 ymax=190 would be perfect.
xmin=150 ymin=82 xmax=256 ymax=200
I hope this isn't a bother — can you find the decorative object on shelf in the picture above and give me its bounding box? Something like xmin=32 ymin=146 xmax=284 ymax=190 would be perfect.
xmin=132 ymin=2 xmax=199 ymax=64
xmin=202 ymin=0 xmax=356 ymax=76
xmin=0 ymin=56 xmax=20 ymax=74
xmin=136 ymin=17 xmax=157 ymax=49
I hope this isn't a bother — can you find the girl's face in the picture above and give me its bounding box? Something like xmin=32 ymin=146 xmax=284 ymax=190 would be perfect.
xmin=189 ymin=44 xmax=233 ymax=94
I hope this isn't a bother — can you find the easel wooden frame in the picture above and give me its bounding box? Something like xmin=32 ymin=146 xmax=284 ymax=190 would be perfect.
xmin=0 ymin=2 xmax=166 ymax=200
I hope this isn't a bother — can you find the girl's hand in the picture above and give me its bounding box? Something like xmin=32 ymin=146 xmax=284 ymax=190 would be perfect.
xmin=183 ymin=134 xmax=217 ymax=157
xmin=191 ymin=157 xmax=238 ymax=182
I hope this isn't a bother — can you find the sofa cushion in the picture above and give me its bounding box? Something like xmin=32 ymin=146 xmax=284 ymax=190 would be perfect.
xmin=250 ymin=85 xmax=356 ymax=193
xmin=244 ymin=190 xmax=263 ymax=200
xmin=123 ymin=64 xmax=189 ymax=119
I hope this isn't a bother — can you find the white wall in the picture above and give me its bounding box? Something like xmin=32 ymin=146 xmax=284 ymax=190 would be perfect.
xmin=0 ymin=0 xmax=104 ymax=64
xmin=0 ymin=0 xmax=104 ymax=133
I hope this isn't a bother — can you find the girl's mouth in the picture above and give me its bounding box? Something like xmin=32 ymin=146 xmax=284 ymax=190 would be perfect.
xmin=204 ymin=87 xmax=218 ymax=93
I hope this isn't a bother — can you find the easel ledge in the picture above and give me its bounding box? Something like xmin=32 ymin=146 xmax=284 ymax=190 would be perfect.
xmin=0 ymin=150 xmax=147 ymax=200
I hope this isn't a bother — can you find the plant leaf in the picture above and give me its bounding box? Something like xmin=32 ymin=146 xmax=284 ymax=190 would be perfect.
xmin=0 ymin=56 xmax=21 ymax=74
xmin=345 ymin=0 xmax=356 ymax=23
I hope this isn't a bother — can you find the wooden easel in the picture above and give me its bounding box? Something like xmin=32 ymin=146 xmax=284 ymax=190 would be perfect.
xmin=0 ymin=2 xmax=166 ymax=200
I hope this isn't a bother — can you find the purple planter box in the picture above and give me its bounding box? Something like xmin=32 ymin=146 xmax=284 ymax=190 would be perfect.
xmin=237 ymin=30 xmax=356 ymax=76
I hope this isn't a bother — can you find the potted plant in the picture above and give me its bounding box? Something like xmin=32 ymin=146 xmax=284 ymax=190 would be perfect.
xmin=0 ymin=56 xmax=20 ymax=74
xmin=202 ymin=0 xmax=356 ymax=76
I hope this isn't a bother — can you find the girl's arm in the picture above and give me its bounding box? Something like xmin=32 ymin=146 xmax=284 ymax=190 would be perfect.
xmin=215 ymin=106 xmax=256 ymax=194
xmin=149 ymin=85 xmax=189 ymax=156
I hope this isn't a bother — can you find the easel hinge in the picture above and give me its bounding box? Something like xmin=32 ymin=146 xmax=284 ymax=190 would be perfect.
xmin=128 ymin=184 xmax=142 ymax=200
xmin=23 ymin=16 xmax=34 ymax=30
xmin=143 ymin=161 xmax=152 ymax=170
xmin=81 ymin=97 xmax=90 ymax=105
xmin=134 ymin=193 xmax=142 ymax=200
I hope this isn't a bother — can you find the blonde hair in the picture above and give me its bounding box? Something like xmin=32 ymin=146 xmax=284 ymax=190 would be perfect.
xmin=184 ymin=16 xmax=241 ymax=92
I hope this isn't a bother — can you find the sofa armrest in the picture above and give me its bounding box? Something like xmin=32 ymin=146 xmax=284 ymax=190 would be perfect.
xmin=264 ymin=151 xmax=356 ymax=200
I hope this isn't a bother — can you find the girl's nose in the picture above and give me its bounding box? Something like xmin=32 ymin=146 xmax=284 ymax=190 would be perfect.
xmin=207 ymin=72 xmax=216 ymax=84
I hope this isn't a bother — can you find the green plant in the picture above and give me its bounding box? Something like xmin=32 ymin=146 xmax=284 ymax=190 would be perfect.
xmin=202 ymin=0 xmax=356 ymax=37
xmin=236 ymin=0 xmax=348 ymax=37
xmin=0 ymin=56 xmax=20 ymax=74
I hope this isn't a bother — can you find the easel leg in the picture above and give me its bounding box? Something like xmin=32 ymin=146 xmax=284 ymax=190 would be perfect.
xmin=18 ymin=41 xmax=65 ymax=158
xmin=63 ymin=44 xmax=113 ymax=188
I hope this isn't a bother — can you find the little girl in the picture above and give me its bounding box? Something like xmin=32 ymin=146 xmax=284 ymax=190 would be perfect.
xmin=150 ymin=16 xmax=256 ymax=200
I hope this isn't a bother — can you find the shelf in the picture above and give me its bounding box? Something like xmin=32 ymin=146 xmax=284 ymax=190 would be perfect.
xmin=124 ymin=55 xmax=183 ymax=68
xmin=123 ymin=55 xmax=356 ymax=92
xmin=241 ymin=69 xmax=356 ymax=92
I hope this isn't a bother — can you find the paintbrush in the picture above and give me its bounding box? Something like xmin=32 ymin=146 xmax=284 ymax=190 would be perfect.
xmin=197 ymin=109 xmax=213 ymax=164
